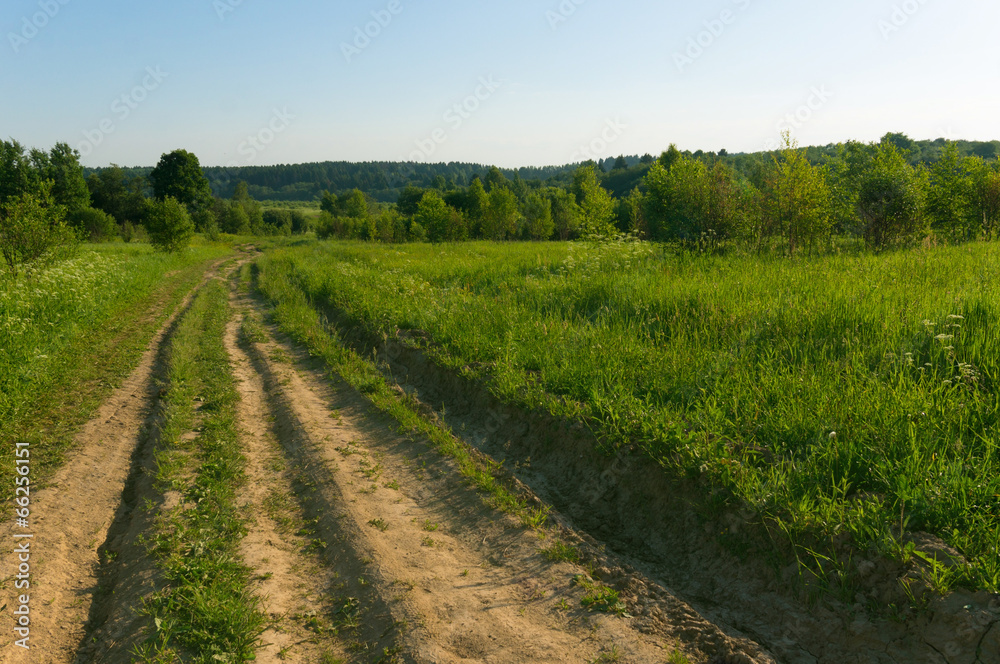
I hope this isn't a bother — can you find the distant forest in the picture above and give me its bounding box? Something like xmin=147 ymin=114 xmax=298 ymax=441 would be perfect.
xmin=85 ymin=136 xmax=1000 ymax=204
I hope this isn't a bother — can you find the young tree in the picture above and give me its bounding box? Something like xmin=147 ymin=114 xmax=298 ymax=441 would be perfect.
xmin=145 ymin=196 xmax=195 ymax=252
xmin=0 ymin=140 xmax=39 ymax=205
xmin=523 ymin=193 xmax=554 ymax=240
xmin=966 ymin=157 xmax=1000 ymax=239
xmin=572 ymin=165 xmax=616 ymax=238
xmin=643 ymin=157 xmax=708 ymax=242
xmin=415 ymin=191 xmax=451 ymax=243
xmin=0 ymin=183 xmax=75 ymax=278
xmin=481 ymin=187 xmax=520 ymax=240
xmin=925 ymin=142 xmax=972 ymax=239
xmin=549 ymin=189 xmax=581 ymax=241
xmin=465 ymin=177 xmax=489 ymax=237
xmin=32 ymin=143 xmax=90 ymax=212
xmin=853 ymin=143 xmax=927 ymax=249
xmin=150 ymin=149 xmax=213 ymax=213
xmin=762 ymin=136 xmax=833 ymax=255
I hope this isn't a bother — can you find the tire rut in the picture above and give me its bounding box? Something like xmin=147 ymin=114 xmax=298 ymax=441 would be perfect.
xmin=234 ymin=283 xmax=691 ymax=663
xmin=0 ymin=256 xmax=231 ymax=664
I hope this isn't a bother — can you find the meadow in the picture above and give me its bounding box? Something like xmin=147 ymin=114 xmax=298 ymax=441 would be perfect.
xmin=253 ymin=238 xmax=1000 ymax=594
xmin=0 ymin=242 xmax=231 ymax=499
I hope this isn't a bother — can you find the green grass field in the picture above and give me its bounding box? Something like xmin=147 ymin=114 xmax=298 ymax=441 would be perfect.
xmin=253 ymin=239 xmax=1000 ymax=594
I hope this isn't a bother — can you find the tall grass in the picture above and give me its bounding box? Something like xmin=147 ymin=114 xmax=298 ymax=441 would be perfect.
xmin=254 ymin=239 xmax=1000 ymax=593
xmin=0 ymin=243 xmax=231 ymax=506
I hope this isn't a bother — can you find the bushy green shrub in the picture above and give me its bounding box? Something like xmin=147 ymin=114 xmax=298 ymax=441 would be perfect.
xmin=68 ymin=207 xmax=118 ymax=242
xmin=145 ymin=197 xmax=195 ymax=253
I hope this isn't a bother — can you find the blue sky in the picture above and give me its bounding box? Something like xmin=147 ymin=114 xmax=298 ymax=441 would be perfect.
xmin=2 ymin=0 xmax=997 ymax=168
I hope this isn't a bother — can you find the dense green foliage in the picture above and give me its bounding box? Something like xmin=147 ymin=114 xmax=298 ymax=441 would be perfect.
xmin=145 ymin=196 xmax=196 ymax=253
xmin=255 ymin=239 xmax=1000 ymax=593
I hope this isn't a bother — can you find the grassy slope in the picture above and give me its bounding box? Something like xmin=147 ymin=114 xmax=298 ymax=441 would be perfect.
xmin=252 ymin=239 xmax=1000 ymax=594
xmin=0 ymin=243 xmax=231 ymax=505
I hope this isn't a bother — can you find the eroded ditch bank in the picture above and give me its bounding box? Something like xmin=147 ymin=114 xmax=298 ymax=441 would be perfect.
xmin=303 ymin=298 xmax=1000 ymax=664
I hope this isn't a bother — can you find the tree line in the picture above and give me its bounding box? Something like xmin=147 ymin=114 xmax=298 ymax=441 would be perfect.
xmin=313 ymin=134 xmax=1000 ymax=252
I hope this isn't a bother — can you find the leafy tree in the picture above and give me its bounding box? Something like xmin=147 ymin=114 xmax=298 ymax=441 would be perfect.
xmin=658 ymin=144 xmax=682 ymax=170
xmin=415 ymin=191 xmax=451 ymax=242
xmin=523 ymin=193 xmax=554 ymax=240
xmin=572 ymin=165 xmax=616 ymax=238
xmin=465 ymin=178 xmax=489 ymax=236
xmin=925 ymin=142 xmax=972 ymax=239
xmin=967 ymin=157 xmax=1000 ymax=238
xmin=481 ymin=187 xmax=520 ymax=240
xmin=484 ymin=166 xmax=510 ymax=193
xmin=31 ymin=143 xmax=90 ymax=212
xmin=853 ymin=142 xmax=927 ymax=249
xmin=87 ymin=166 xmax=148 ymax=225
xmin=0 ymin=183 xmax=75 ymax=278
xmin=150 ymin=149 xmax=213 ymax=212
xmin=320 ymin=190 xmax=339 ymax=215
xmin=145 ymin=196 xmax=195 ymax=252
xmin=397 ymin=186 xmax=426 ymax=216
xmin=344 ymin=188 xmax=370 ymax=219
xmin=549 ymin=189 xmax=581 ymax=240
xmin=612 ymin=155 xmax=629 ymax=171
xmin=262 ymin=209 xmax=293 ymax=236
xmin=289 ymin=209 xmax=311 ymax=234
xmin=67 ymin=207 xmax=118 ymax=242
xmin=643 ymin=158 xmax=708 ymax=242
xmin=763 ymin=137 xmax=833 ymax=255
xmin=222 ymin=202 xmax=251 ymax=235
xmin=230 ymin=181 xmax=263 ymax=233
xmin=0 ymin=140 xmax=39 ymax=205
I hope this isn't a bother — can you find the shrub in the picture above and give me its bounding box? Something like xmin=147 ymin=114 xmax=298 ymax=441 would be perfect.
xmin=68 ymin=207 xmax=118 ymax=242
xmin=145 ymin=196 xmax=195 ymax=253
xmin=0 ymin=187 xmax=76 ymax=278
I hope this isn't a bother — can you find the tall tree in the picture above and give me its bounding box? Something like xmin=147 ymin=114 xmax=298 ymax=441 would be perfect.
xmin=523 ymin=193 xmax=554 ymax=240
xmin=572 ymin=165 xmax=616 ymax=238
xmin=763 ymin=136 xmax=833 ymax=255
xmin=39 ymin=143 xmax=89 ymax=212
xmin=415 ymin=191 xmax=451 ymax=243
xmin=481 ymin=187 xmax=519 ymax=240
xmin=150 ymin=149 xmax=213 ymax=213
xmin=925 ymin=142 xmax=971 ymax=239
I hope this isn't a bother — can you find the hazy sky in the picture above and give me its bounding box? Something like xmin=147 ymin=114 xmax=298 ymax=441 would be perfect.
xmin=3 ymin=0 xmax=997 ymax=168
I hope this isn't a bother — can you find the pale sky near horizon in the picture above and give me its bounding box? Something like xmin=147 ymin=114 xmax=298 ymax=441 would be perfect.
xmin=2 ymin=0 xmax=997 ymax=168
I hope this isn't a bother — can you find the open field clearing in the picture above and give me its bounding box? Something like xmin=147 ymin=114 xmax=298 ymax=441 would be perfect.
xmin=250 ymin=238 xmax=1000 ymax=662
xmin=2 ymin=239 xmax=998 ymax=663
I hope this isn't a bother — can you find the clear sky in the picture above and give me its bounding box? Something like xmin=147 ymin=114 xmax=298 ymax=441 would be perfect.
xmin=2 ymin=0 xmax=997 ymax=168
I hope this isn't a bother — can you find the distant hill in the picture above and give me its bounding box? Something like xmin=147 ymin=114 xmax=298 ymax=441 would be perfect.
xmin=84 ymin=137 xmax=999 ymax=203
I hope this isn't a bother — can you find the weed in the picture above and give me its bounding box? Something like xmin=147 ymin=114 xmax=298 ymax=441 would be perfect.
xmin=368 ymin=518 xmax=389 ymax=531
xmin=541 ymin=540 xmax=581 ymax=564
